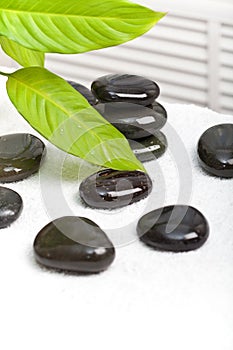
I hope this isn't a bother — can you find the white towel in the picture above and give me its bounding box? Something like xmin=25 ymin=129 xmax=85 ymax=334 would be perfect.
xmin=0 ymin=70 xmax=232 ymax=350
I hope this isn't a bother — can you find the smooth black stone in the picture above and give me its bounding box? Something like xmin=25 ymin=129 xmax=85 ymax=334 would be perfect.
xmin=0 ymin=186 xmax=23 ymax=228
xmin=147 ymin=101 xmax=167 ymax=129
xmin=79 ymin=169 xmax=152 ymax=209
xmin=0 ymin=133 xmax=46 ymax=183
xmin=128 ymin=132 xmax=167 ymax=162
xmin=137 ymin=205 xmax=209 ymax=252
xmin=95 ymin=102 xmax=164 ymax=139
xmin=34 ymin=216 xmax=115 ymax=274
xmin=91 ymin=74 xmax=160 ymax=106
xmin=198 ymin=124 xmax=233 ymax=178
xmin=68 ymin=81 xmax=97 ymax=105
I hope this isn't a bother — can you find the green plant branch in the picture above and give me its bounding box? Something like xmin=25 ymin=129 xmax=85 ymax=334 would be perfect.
xmin=0 ymin=0 xmax=165 ymax=171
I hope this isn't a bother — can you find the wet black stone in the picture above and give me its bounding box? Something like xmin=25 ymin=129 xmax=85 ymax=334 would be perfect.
xmin=68 ymin=81 xmax=97 ymax=105
xmin=198 ymin=124 xmax=233 ymax=178
xmin=137 ymin=205 xmax=209 ymax=252
xmin=79 ymin=169 xmax=152 ymax=209
xmin=128 ymin=132 xmax=167 ymax=162
xmin=91 ymin=74 xmax=160 ymax=106
xmin=95 ymin=102 xmax=164 ymax=139
xmin=34 ymin=216 xmax=115 ymax=274
xmin=0 ymin=186 xmax=23 ymax=228
xmin=0 ymin=133 xmax=46 ymax=183
xmin=147 ymin=101 xmax=167 ymax=130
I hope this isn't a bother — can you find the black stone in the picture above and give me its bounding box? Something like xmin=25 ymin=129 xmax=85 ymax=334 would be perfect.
xmin=198 ymin=123 xmax=233 ymax=178
xmin=0 ymin=186 xmax=23 ymax=228
xmin=137 ymin=205 xmax=209 ymax=252
xmin=147 ymin=101 xmax=167 ymax=130
xmin=0 ymin=133 xmax=46 ymax=183
xmin=34 ymin=216 xmax=115 ymax=274
xmin=91 ymin=74 xmax=160 ymax=106
xmin=79 ymin=169 xmax=152 ymax=209
xmin=95 ymin=102 xmax=164 ymax=139
xmin=68 ymin=81 xmax=97 ymax=105
xmin=128 ymin=132 xmax=167 ymax=162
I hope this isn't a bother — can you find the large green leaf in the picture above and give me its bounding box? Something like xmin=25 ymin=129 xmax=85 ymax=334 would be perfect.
xmin=0 ymin=0 xmax=165 ymax=54
xmin=0 ymin=36 xmax=44 ymax=67
xmin=6 ymin=67 xmax=145 ymax=171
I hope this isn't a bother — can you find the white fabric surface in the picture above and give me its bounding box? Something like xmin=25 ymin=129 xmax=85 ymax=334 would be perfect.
xmin=0 ymin=71 xmax=233 ymax=350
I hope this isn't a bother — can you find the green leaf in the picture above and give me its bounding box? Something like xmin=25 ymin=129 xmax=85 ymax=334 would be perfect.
xmin=0 ymin=36 xmax=44 ymax=67
xmin=0 ymin=0 xmax=165 ymax=54
xmin=6 ymin=67 xmax=145 ymax=172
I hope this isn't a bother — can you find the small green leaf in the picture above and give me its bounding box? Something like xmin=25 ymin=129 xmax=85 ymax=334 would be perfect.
xmin=0 ymin=36 xmax=44 ymax=67
xmin=6 ymin=67 xmax=145 ymax=172
xmin=0 ymin=0 xmax=165 ymax=54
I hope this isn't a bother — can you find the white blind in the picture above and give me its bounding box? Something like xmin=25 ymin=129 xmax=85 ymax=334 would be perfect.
xmin=220 ymin=23 xmax=233 ymax=114
xmin=45 ymin=1 xmax=233 ymax=114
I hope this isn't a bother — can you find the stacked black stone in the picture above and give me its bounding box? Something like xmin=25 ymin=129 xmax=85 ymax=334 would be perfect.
xmin=91 ymin=74 xmax=168 ymax=162
xmin=68 ymin=81 xmax=97 ymax=106
xmin=68 ymin=75 xmax=156 ymax=211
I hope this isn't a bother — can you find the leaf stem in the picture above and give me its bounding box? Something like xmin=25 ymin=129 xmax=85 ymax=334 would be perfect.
xmin=0 ymin=70 xmax=10 ymax=77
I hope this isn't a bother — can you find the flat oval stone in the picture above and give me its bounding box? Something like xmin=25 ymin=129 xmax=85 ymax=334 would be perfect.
xmin=0 ymin=186 xmax=23 ymax=228
xmin=128 ymin=132 xmax=167 ymax=162
xmin=91 ymin=74 xmax=160 ymax=106
xmin=34 ymin=216 xmax=115 ymax=274
xmin=137 ymin=205 xmax=209 ymax=252
xmin=95 ymin=102 xmax=164 ymax=139
xmin=0 ymin=133 xmax=46 ymax=183
xmin=147 ymin=101 xmax=167 ymax=129
xmin=198 ymin=124 xmax=233 ymax=178
xmin=68 ymin=81 xmax=97 ymax=105
xmin=79 ymin=169 xmax=152 ymax=209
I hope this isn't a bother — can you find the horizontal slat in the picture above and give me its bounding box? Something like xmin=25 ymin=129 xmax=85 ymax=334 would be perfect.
xmin=161 ymin=95 xmax=206 ymax=107
xmin=147 ymin=25 xmax=207 ymax=47
xmin=91 ymin=49 xmax=207 ymax=76
xmin=221 ymin=24 xmax=233 ymax=38
xmin=221 ymin=108 xmax=233 ymax=115
xmin=160 ymin=82 xmax=208 ymax=105
xmin=220 ymin=81 xmax=233 ymax=96
xmin=221 ymin=36 xmax=233 ymax=53
xmin=221 ymin=95 xmax=233 ymax=110
xmin=220 ymin=66 xmax=233 ymax=81
xmin=158 ymin=14 xmax=207 ymax=33
xmin=124 ymin=36 xmax=207 ymax=62
xmin=158 ymin=76 xmax=207 ymax=91
xmin=220 ymin=51 xmax=233 ymax=68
